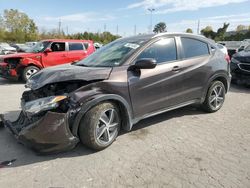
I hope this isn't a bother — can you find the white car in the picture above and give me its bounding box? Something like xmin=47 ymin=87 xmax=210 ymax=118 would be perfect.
xmin=0 ymin=43 xmax=17 ymax=55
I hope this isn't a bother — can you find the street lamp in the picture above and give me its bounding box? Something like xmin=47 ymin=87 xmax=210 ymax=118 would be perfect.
xmin=148 ymin=8 xmax=155 ymax=33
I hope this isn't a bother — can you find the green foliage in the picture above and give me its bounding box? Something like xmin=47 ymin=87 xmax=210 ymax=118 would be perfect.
xmin=186 ymin=28 xmax=193 ymax=33
xmin=201 ymin=23 xmax=230 ymax=41
xmin=2 ymin=9 xmax=38 ymax=42
xmin=153 ymin=22 xmax=167 ymax=33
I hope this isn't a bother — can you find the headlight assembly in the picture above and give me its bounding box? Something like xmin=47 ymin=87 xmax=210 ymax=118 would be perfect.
xmin=231 ymin=57 xmax=240 ymax=64
xmin=23 ymin=95 xmax=67 ymax=115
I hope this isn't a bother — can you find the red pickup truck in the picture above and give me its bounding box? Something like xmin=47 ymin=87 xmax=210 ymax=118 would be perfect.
xmin=0 ymin=39 xmax=95 ymax=81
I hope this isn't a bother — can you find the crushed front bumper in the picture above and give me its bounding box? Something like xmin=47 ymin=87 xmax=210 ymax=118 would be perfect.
xmin=0 ymin=111 xmax=79 ymax=154
xmin=0 ymin=62 xmax=19 ymax=80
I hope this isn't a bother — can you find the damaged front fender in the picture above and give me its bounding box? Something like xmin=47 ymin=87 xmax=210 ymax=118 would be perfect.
xmin=0 ymin=111 xmax=79 ymax=154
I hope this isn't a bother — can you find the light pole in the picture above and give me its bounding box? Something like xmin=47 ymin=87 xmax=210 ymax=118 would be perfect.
xmin=148 ymin=8 xmax=155 ymax=33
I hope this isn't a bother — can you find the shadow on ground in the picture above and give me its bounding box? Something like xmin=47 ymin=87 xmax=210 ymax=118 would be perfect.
xmin=0 ymin=105 xmax=204 ymax=168
xmin=0 ymin=78 xmax=24 ymax=86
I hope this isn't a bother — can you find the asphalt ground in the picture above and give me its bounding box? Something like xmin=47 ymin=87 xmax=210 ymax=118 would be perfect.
xmin=0 ymin=77 xmax=250 ymax=188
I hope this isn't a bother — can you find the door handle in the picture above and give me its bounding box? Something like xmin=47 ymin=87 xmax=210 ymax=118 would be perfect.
xmin=172 ymin=66 xmax=181 ymax=72
xmin=61 ymin=55 xmax=67 ymax=57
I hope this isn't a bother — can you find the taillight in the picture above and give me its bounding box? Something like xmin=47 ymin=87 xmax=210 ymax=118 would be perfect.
xmin=225 ymin=54 xmax=230 ymax=63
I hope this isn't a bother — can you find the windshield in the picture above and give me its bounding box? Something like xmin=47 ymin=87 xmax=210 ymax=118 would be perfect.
xmin=76 ymin=38 xmax=147 ymax=67
xmin=244 ymin=45 xmax=250 ymax=51
xmin=26 ymin=41 xmax=50 ymax=53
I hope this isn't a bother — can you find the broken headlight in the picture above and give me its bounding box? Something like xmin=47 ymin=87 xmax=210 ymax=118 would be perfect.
xmin=23 ymin=95 xmax=67 ymax=115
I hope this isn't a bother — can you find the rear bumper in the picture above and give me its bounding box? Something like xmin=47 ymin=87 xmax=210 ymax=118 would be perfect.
xmin=0 ymin=111 xmax=79 ymax=154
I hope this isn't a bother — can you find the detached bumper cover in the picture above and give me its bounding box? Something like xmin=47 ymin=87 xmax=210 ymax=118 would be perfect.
xmin=0 ymin=111 xmax=79 ymax=154
xmin=0 ymin=62 xmax=18 ymax=79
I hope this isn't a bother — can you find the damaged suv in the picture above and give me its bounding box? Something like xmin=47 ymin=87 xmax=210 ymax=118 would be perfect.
xmin=0 ymin=39 xmax=95 ymax=81
xmin=0 ymin=33 xmax=231 ymax=154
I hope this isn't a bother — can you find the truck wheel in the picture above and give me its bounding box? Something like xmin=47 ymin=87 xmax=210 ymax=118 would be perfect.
xmin=202 ymin=81 xmax=225 ymax=113
xmin=22 ymin=66 xmax=39 ymax=81
xmin=79 ymin=102 xmax=121 ymax=150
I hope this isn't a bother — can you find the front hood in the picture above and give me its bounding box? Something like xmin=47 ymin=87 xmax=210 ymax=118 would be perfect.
xmin=2 ymin=52 xmax=37 ymax=59
xmin=233 ymin=51 xmax=250 ymax=63
xmin=26 ymin=64 xmax=112 ymax=90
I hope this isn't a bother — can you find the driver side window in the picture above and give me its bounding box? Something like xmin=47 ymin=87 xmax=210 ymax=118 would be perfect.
xmin=137 ymin=38 xmax=177 ymax=64
xmin=51 ymin=42 xmax=66 ymax=52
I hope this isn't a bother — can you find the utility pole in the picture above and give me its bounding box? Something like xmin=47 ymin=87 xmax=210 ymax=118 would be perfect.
xmin=197 ymin=20 xmax=200 ymax=35
xmin=104 ymin=24 xmax=106 ymax=32
xmin=134 ymin=25 xmax=137 ymax=36
xmin=58 ymin=19 xmax=61 ymax=35
xmin=148 ymin=8 xmax=155 ymax=33
xmin=66 ymin=26 xmax=69 ymax=35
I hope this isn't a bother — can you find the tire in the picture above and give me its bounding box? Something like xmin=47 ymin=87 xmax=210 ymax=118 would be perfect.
xmin=22 ymin=66 xmax=40 ymax=82
xmin=79 ymin=102 xmax=121 ymax=150
xmin=202 ymin=81 xmax=226 ymax=113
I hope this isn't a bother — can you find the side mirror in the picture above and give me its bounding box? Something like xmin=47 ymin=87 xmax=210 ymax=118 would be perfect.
xmin=132 ymin=58 xmax=157 ymax=69
xmin=44 ymin=48 xmax=52 ymax=53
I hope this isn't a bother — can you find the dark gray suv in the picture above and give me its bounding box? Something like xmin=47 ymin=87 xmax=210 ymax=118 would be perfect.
xmin=0 ymin=33 xmax=231 ymax=154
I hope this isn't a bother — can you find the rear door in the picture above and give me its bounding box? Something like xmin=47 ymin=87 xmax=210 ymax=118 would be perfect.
xmin=176 ymin=37 xmax=211 ymax=102
xmin=68 ymin=42 xmax=88 ymax=62
xmin=42 ymin=42 xmax=69 ymax=67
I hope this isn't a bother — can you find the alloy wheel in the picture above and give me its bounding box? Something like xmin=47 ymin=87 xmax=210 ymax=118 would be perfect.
xmin=209 ymin=85 xmax=224 ymax=110
xmin=26 ymin=68 xmax=38 ymax=79
xmin=96 ymin=108 xmax=119 ymax=145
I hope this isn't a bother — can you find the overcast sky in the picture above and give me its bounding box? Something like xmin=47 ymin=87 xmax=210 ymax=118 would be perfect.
xmin=0 ymin=0 xmax=250 ymax=36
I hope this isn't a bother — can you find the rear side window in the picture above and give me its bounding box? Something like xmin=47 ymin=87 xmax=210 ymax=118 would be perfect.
xmin=137 ymin=38 xmax=177 ymax=64
xmin=69 ymin=43 xmax=84 ymax=51
xmin=181 ymin=38 xmax=209 ymax=58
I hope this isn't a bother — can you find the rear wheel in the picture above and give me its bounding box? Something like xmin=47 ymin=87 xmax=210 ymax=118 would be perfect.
xmin=79 ymin=102 xmax=121 ymax=150
xmin=22 ymin=66 xmax=39 ymax=81
xmin=202 ymin=81 xmax=225 ymax=113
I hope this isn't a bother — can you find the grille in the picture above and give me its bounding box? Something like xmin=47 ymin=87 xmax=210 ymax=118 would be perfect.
xmin=239 ymin=63 xmax=250 ymax=72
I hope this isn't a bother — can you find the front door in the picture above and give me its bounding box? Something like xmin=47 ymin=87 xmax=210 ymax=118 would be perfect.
xmin=128 ymin=37 xmax=185 ymax=118
xmin=42 ymin=42 xmax=69 ymax=67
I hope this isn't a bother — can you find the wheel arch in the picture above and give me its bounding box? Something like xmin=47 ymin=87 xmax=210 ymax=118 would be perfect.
xmin=71 ymin=94 xmax=134 ymax=137
xmin=201 ymin=72 xmax=230 ymax=103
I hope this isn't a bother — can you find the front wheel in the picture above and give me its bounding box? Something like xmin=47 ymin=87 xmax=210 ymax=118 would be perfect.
xmin=79 ymin=102 xmax=121 ymax=150
xmin=22 ymin=66 xmax=40 ymax=82
xmin=202 ymin=81 xmax=226 ymax=113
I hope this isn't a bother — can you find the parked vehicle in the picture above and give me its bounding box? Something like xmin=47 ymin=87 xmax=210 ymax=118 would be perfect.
xmin=230 ymin=44 xmax=250 ymax=86
xmin=10 ymin=43 xmax=30 ymax=52
xmin=25 ymin=42 xmax=37 ymax=47
xmin=217 ymin=43 xmax=230 ymax=63
xmin=0 ymin=39 xmax=95 ymax=81
xmin=0 ymin=33 xmax=231 ymax=154
xmin=0 ymin=43 xmax=17 ymax=55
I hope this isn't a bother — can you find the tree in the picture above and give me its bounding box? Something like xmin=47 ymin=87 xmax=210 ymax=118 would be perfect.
xmin=201 ymin=26 xmax=215 ymax=39
xmin=153 ymin=22 xmax=167 ymax=33
xmin=0 ymin=15 xmax=5 ymax=41
xmin=215 ymin=23 xmax=229 ymax=41
xmin=186 ymin=28 xmax=193 ymax=33
xmin=236 ymin=25 xmax=247 ymax=32
xmin=3 ymin=9 xmax=38 ymax=42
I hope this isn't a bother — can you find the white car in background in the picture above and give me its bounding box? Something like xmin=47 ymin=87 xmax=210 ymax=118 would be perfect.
xmin=0 ymin=42 xmax=17 ymax=55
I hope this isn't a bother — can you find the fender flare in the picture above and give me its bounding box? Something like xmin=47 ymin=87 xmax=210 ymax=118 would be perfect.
xmin=71 ymin=94 xmax=134 ymax=136
xmin=21 ymin=58 xmax=43 ymax=69
xmin=201 ymin=71 xmax=230 ymax=103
